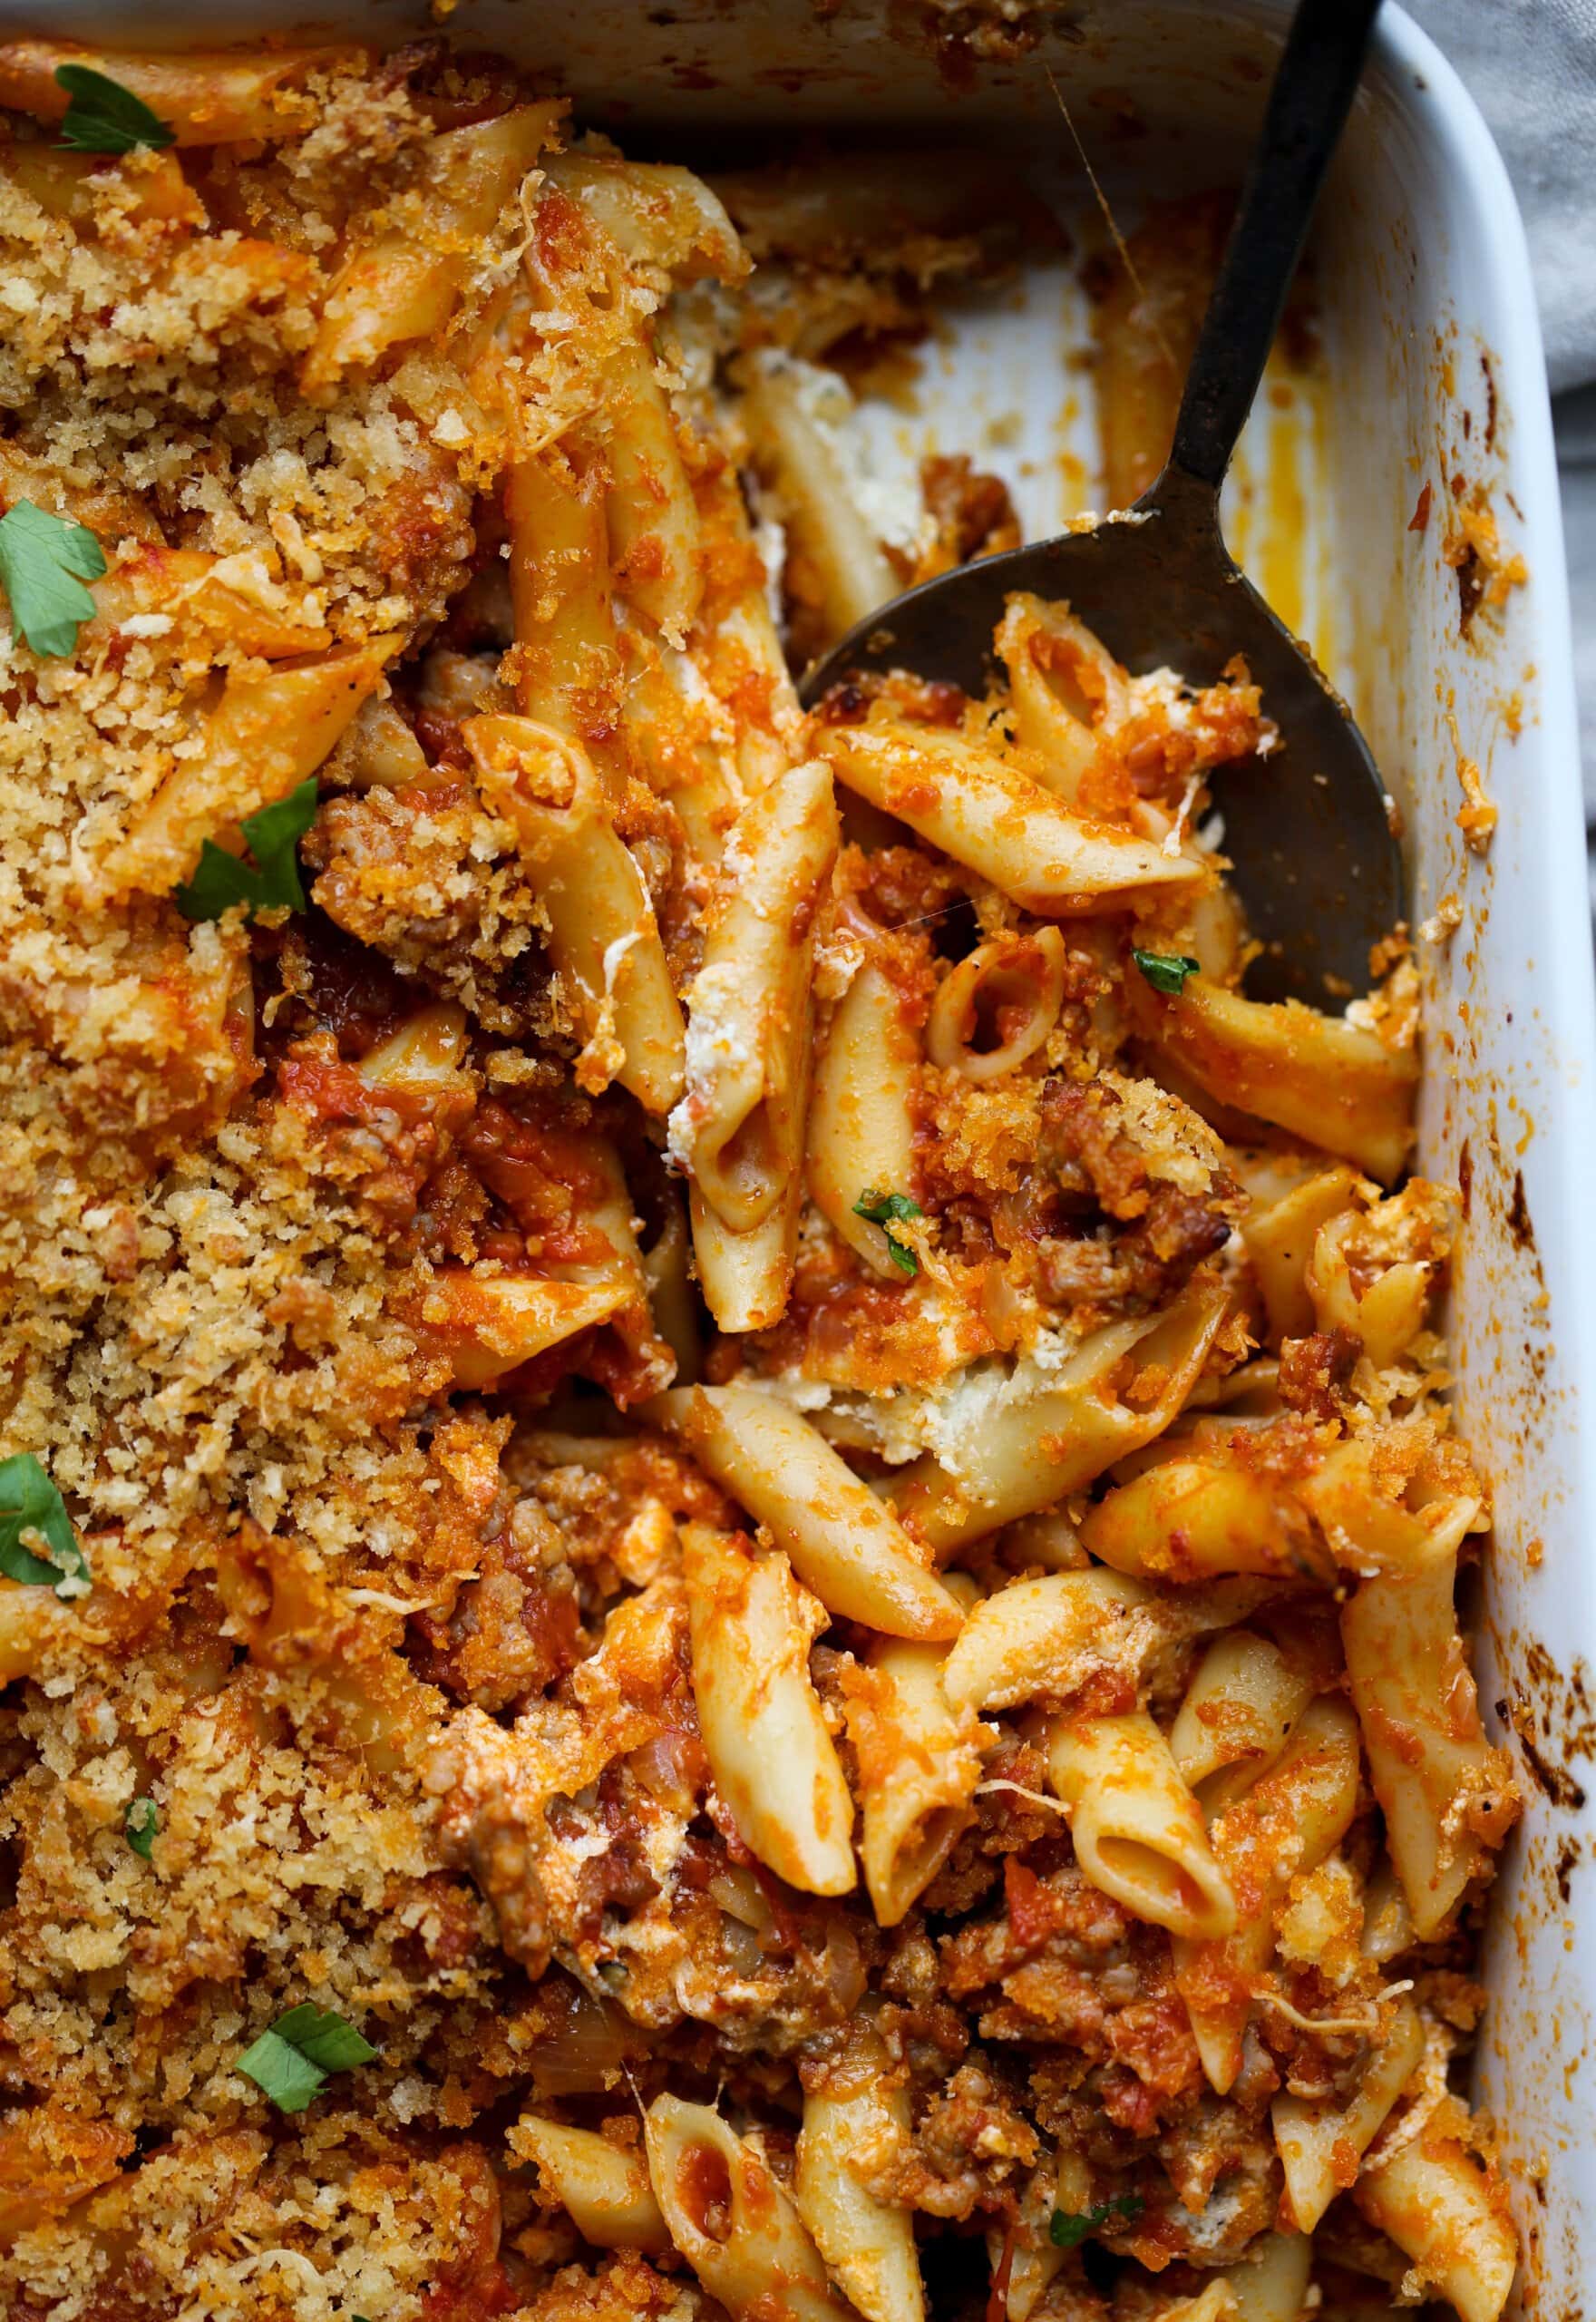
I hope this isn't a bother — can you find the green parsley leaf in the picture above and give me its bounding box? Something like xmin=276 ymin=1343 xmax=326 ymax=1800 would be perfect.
xmin=176 ymin=779 xmax=319 ymax=921
xmin=1131 ymin=948 xmax=1202 ymax=997
xmin=1049 ymin=2192 xmax=1145 ymax=2249
xmin=0 ymin=1453 xmax=92 ymax=1595
xmin=852 ymin=1188 xmax=923 ymax=1277
xmin=54 ymin=63 xmax=175 ymax=153
xmin=238 ymin=2003 xmax=377 ymax=2115
xmin=125 ymin=1798 xmax=158 ymax=1859
xmin=0 ymin=500 xmax=107 ymax=659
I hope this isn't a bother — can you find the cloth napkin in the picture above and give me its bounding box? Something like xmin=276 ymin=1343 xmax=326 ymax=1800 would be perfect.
xmin=1402 ymin=0 xmax=1596 ymax=912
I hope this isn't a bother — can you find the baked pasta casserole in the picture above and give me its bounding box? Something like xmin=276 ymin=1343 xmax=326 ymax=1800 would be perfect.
xmin=0 ymin=36 xmax=1521 ymax=2322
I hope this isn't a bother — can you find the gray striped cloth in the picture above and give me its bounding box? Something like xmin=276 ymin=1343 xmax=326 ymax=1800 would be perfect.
xmin=1404 ymin=0 xmax=1596 ymax=920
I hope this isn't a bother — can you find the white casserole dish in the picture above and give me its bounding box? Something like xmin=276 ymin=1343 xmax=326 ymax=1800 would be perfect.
xmin=7 ymin=0 xmax=1592 ymax=2310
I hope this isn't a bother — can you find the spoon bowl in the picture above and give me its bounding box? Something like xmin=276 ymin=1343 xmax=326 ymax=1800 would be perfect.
xmin=799 ymin=0 xmax=1404 ymax=1005
xmin=801 ymin=465 xmax=1402 ymax=1005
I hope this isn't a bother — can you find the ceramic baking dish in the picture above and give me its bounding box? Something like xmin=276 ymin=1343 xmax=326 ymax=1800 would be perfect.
xmin=6 ymin=0 xmax=1592 ymax=2311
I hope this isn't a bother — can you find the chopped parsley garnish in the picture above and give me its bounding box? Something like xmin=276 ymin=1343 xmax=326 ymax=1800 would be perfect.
xmin=1050 ymin=2192 xmax=1145 ymax=2249
xmin=125 ymin=1798 xmax=158 ymax=1859
xmin=1131 ymin=948 xmax=1202 ymax=997
xmin=176 ymin=779 xmax=319 ymax=921
xmin=0 ymin=1453 xmax=91 ymax=1596
xmin=54 ymin=63 xmax=175 ymax=153
xmin=238 ymin=2003 xmax=377 ymax=2115
xmin=0 ymin=500 xmax=106 ymax=659
xmin=852 ymin=1188 xmax=922 ymax=1277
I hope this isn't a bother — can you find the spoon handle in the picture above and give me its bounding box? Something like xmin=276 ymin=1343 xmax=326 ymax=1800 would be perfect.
xmin=1159 ymin=0 xmax=1382 ymax=500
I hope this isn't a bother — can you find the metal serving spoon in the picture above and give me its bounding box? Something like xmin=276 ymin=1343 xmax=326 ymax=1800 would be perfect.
xmin=801 ymin=0 xmax=1399 ymax=1004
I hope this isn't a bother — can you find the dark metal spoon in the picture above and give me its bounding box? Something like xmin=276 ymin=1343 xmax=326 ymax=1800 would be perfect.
xmin=800 ymin=0 xmax=1400 ymax=1004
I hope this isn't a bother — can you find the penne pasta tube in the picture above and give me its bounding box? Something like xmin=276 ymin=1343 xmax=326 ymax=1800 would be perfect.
xmin=673 ymin=760 xmax=839 ymax=1232
xmin=1081 ymin=1459 xmax=1332 ymax=1585
xmin=996 ymin=595 xmax=1130 ymax=806
xmin=510 ymin=2116 xmax=670 ymax=2252
xmin=1239 ymin=1163 xmax=1362 ymax=1341
xmin=939 ymin=1567 xmax=1148 ymax=1714
xmin=0 ymin=38 xmax=365 ymax=144
xmin=646 ymin=2095 xmax=853 ymax=2322
xmin=599 ymin=335 xmax=704 ymax=644
xmin=463 ymin=713 xmax=685 ymax=1114
xmin=505 ymin=444 xmax=627 ymax=787
xmin=1340 ymin=1535 xmax=1517 ymax=1938
xmin=688 ymin=1188 xmax=800 ymax=1335
xmin=1169 ymin=1630 xmax=1313 ymax=1817
xmin=890 ymin=1279 xmax=1229 ymax=1551
xmin=925 ymin=927 xmax=1068 ymax=1081
xmin=1174 ymin=1696 xmax=1361 ymax=2094
xmin=327 ymin=692 xmax=436 ymax=792
xmin=650 ymin=1386 xmax=961 ymax=1639
xmin=305 ymin=109 xmax=560 ymax=393
xmin=1218 ymin=2229 xmax=1312 ymax=2322
xmin=1353 ymin=2109 xmax=1518 ymax=2322
xmin=84 ymin=548 xmax=332 ymax=659
xmin=808 ymin=961 xmax=922 ymax=1275
xmin=794 ymin=2027 xmax=924 ymax=2322
xmin=1 ymin=141 xmax=200 ymax=228
xmin=815 ymin=721 xmax=1205 ymax=913
xmin=843 ymin=1625 xmax=986 ymax=1927
xmin=741 ymin=353 xmax=899 ymax=639
xmin=642 ymin=1193 xmax=701 ymax=1386
xmin=102 ymin=636 xmax=398 ymax=899
xmin=984 ymin=2151 xmax=1067 ymax=2322
xmin=1129 ymin=973 xmax=1417 ymax=1185
xmin=543 ymin=152 xmax=746 ymax=285
xmin=1046 ymin=1709 xmax=1237 ymax=1939
xmin=406 ymin=1271 xmax=629 ymax=1390
xmin=680 ymin=1522 xmax=856 ymax=1897
xmin=1294 ymin=1438 xmax=1479 ymax=1580
xmin=1272 ymin=1994 xmax=1425 ymax=2232
xmin=354 ymin=1001 xmax=470 ymax=1101
xmin=1304 ymin=1181 xmax=1455 ymax=1371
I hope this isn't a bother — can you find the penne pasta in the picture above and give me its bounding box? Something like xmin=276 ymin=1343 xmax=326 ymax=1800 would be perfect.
xmin=304 ymin=108 xmax=560 ymax=393
xmin=940 ymin=1566 xmax=1149 ymax=1714
xmin=405 ymin=1270 xmax=629 ymax=1390
xmin=680 ymin=1522 xmax=856 ymax=1897
xmin=794 ymin=2027 xmax=924 ymax=2322
xmin=1239 ymin=1161 xmax=1363 ymax=1341
xmin=646 ymin=2095 xmax=853 ymax=2322
xmin=1168 ymin=1630 xmax=1313 ymax=1817
xmin=101 ymin=637 xmax=397 ymax=900
xmin=463 ymin=713 xmax=686 ymax=1114
xmin=1340 ymin=1532 xmax=1517 ymax=1938
xmin=924 ymin=926 xmax=1068 ymax=1080
xmin=1174 ymin=1697 xmax=1361 ymax=2093
xmin=687 ymin=1192 xmax=801 ymax=1335
xmin=672 ymin=760 xmax=838 ymax=1232
xmin=1129 ymin=972 xmax=1418 ymax=1185
xmin=807 ymin=961 xmax=922 ymax=1274
xmin=0 ymin=38 xmax=364 ymax=143
xmin=598 ymin=335 xmax=705 ymax=644
xmin=1272 ymin=1995 xmax=1425 ymax=2232
xmin=649 ymin=1386 xmax=961 ymax=1639
xmin=1353 ymin=2108 xmax=1518 ymax=2322
xmin=510 ymin=2116 xmax=670 ymax=2252
xmin=1046 ymin=1708 xmax=1237 ymax=1938
xmin=741 ymin=351 xmax=899 ymax=640
xmin=3 ymin=50 xmax=1523 ymax=2317
xmin=505 ymin=444 xmax=628 ymax=790
xmin=817 ymin=720 xmax=1206 ymax=913
xmin=1081 ymin=1459 xmax=1333 ymax=1585
xmin=843 ymin=1619 xmax=987 ymax=1927
xmin=890 ymin=1279 xmax=1229 ymax=1551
